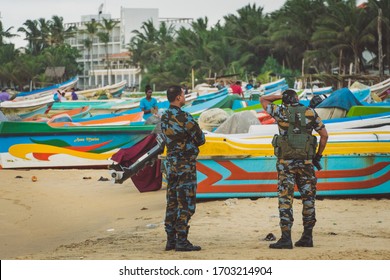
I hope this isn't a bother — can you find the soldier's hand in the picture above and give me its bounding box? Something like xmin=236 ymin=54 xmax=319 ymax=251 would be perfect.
xmin=313 ymin=153 xmax=322 ymax=171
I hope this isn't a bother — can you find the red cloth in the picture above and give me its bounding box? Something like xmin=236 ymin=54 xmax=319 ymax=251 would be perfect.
xmin=111 ymin=134 xmax=162 ymax=192
xmin=230 ymin=84 xmax=243 ymax=95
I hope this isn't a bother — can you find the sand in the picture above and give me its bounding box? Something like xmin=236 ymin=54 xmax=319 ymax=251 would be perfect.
xmin=0 ymin=168 xmax=389 ymax=260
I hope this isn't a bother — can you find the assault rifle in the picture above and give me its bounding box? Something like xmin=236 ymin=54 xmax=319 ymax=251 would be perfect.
xmin=109 ymin=134 xmax=166 ymax=184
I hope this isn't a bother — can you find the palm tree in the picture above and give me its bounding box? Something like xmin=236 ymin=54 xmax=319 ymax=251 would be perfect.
xmin=268 ymin=0 xmax=327 ymax=71
xmin=129 ymin=20 xmax=176 ymax=88
xmin=82 ymin=20 xmax=99 ymax=86
xmin=98 ymin=18 xmax=118 ymax=85
xmin=174 ymin=18 xmax=220 ymax=81
xmin=0 ymin=20 xmax=17 ymax=46
xmin=223 ymin=4 xmax=270 ymax=75
xmin=47 ymin=15 xmax=76 ymax=46
xmin=82 ymin=38 xmax=93 ymax=85
xmin=366 ymin=0 xmax=390 ymax=76
xmin=97 ymin=31 xmax=110 ymax=85
xmin=18 ymin=19 xmax=42 ymax=55
xmin=312 ymin=0 xmax=375 ymax=74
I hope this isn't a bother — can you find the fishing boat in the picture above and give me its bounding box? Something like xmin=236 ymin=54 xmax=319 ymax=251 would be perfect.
xmin=0 ymin=94 xmax=55 ymax=117
xmin=194 ymin=119 xmax=390 ymax=199
xmin=65 ymin=80 xmax=127 ymax=99
xmin=0 ymin=121 xmax=154 ymax=169
xmin=50 ymin=99 xmax=141 ymax=115
xmin=23 ymin=105 xmax=92 ymax=122
xmin=261 ymin=78 xmax=287 ymax=91
xmin=13 ymin=77 xmax=79 ymax=101
xmin=47 ymin=111 xmax=144 ymax=127
xmin=244 ymin=78 xmax=289 ymax=99
xmin=370 ymin=77 xmax=390 ymax=98
xmin=298 ymin=86 xmax=333 ymax=100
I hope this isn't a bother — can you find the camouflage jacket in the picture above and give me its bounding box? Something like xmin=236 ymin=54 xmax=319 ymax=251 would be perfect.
xmin=161 ymin=105 xmax=205 ymax=158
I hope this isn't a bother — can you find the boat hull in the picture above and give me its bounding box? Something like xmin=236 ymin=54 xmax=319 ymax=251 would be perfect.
xmin=196 ymin=154 xmax=390 ymax=198
xmin=0 ymin=122 xmax=154 ymax=169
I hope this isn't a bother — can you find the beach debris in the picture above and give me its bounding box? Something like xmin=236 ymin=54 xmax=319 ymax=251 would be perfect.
xmin=141 ymin=207 xmax=148 ymax=210
xmin=98 ymin=176 xmax=109 ymax=181
xmin=106 ymin=228 xmax=115 ymax=232
xmin=328 ymin=232 xmax=338 ymax=236
xmin=83 ymin=176 xmax=92 ymax=180
xmin=146 ymin=223 xmax=158 ymax=229
xmin=264 ymin=233 xmax=276 ymax=241
xmin=15 ymin=175 xmax=23 ymax=179
xmin=31 ymin=176 xmax=38 ymax=182
xmin=224 ymin=198 xmax=238 ymax=206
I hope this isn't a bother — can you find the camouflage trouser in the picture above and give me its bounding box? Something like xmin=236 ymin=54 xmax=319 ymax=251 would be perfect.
xmin=276 ymin=160 xmax=317 ymax=232
xmin=164 ymin=156 xmax=197 ymax=241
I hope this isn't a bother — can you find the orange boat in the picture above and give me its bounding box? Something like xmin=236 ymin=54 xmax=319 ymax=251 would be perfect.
xmin=48 ymin=112 xmax=144 ymax=127
xmin=24 ymin=106 xmax=92 ymax=122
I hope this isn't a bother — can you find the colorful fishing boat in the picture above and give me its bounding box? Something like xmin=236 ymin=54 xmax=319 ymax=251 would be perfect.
xmin=64 ymin=80 xmax=127 ymax=99
xmin=194 ymin=124 xmax=390 ymax=199
xmin=0 ymin=121 xmax=154 ymax=169
xmin=13 ymin=77 xmax=79 ymax=101
xmin=23 ymin=105 xmax=92 ymax=122
xmin=47 ymin=111 xmax=144 ymax=127
xmin=0 ymin=94 xmax=55 ymax=117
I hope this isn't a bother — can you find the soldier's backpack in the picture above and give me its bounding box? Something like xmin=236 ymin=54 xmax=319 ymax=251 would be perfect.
xmin=272 ymin=106 xmax=317 ymax=160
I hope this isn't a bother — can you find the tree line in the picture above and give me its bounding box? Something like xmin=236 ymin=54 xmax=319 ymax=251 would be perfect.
xmin=0 ymin=0 xmax=389 ymax=91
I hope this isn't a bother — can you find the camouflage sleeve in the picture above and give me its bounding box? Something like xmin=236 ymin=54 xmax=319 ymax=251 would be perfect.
xmin=309 ymin=108 xmax=325 ymax=132
xmin=185 ymin=112 xmax=205 ymax=147
xmin=266 ymin=103 xmax=280 ymax=120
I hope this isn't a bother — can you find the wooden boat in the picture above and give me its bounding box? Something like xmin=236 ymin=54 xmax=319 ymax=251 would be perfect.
xmin=0 ymin=121 xmax=154 ymax=169
xmin=23 ymin=106 xmax=92 ymax=122
xmin=244 ymin=78 xmax=289 ymax=99
xmin=193 ymin=122 xmax=390 ymax=199
xmin=47 ymin=111 xmax=144 ymax=127
xmin=18 ymin=105 xmax=52 ymax=120
xmin=184 ymin=95 xmax=240 ymax=117
xmin=0 ymin=94 xmax=55 ymax=117
xmin=191 ymin=88 xmax=228 ymax=105
xmin=298 ymin=86 xmax=333 ymax=100
xmin=261 ymin=78 xmax=287 ymax=90
xmin=50 ymin=99 xmax=141 ymax=115
xmin=65 ymin=80 xmax=127 ymax=99
xmin=13 ymin=77 xmax=78 ymax=101
xmin=370 ymin=77 xmax=390 ymax=97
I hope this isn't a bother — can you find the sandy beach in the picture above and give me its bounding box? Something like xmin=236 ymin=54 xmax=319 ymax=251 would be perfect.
xmin=0 ymin=168 xmax=389 ymax=260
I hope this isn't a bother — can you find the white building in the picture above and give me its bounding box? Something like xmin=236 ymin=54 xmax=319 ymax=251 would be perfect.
xmin=65 ymin=8 xmax=193 ymax=90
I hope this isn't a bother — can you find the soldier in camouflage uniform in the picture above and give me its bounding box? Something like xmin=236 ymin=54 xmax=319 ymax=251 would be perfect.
xmin=260 ymin=89 xmax=328 ymax=249
xmin=161 ymin=85 xmax=205 ymax=252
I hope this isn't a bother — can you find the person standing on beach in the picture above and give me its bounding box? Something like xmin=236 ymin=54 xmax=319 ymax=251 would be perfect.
xmin=260 ymin=89 xmax=328 ymax=249
xmin=140 ymin=85 xmax=158 ymax=120
xmin=161 ymin=85 xmax=205 ymax=252
xmin=71 ymin=88 xmax=78 ymax=100
xmin=230 ymin=81 xmax=243 ymax=97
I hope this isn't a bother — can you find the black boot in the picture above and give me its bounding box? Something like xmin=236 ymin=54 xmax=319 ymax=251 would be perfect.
xmin=175 ymin=226 xmax=201 ymax=252
xmin=295 ymin=228 xmax=313 ymax=247
xmin=165 ymin=232 xmax=176 ymax=251
xmin=269 ymin=230 xmax=293 ymax=249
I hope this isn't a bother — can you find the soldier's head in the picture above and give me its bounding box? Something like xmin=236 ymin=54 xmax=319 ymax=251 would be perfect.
xmin=167 ymin=85 xmax=185 ymax=107
xmin=282 ymin=89 xmax=299 ymax=106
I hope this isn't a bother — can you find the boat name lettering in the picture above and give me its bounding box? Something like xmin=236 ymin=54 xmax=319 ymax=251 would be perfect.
xmin=74 ymin=137 xmax=100 ymax=143
xmin=86 ymin=137 xmax=99 ymax=142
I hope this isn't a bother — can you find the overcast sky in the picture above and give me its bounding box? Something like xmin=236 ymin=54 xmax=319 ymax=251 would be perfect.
xmin=1 ymin=0 xmax=366 ymax=48
xmin=1 ymin=0 xmax=287 ymax=47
